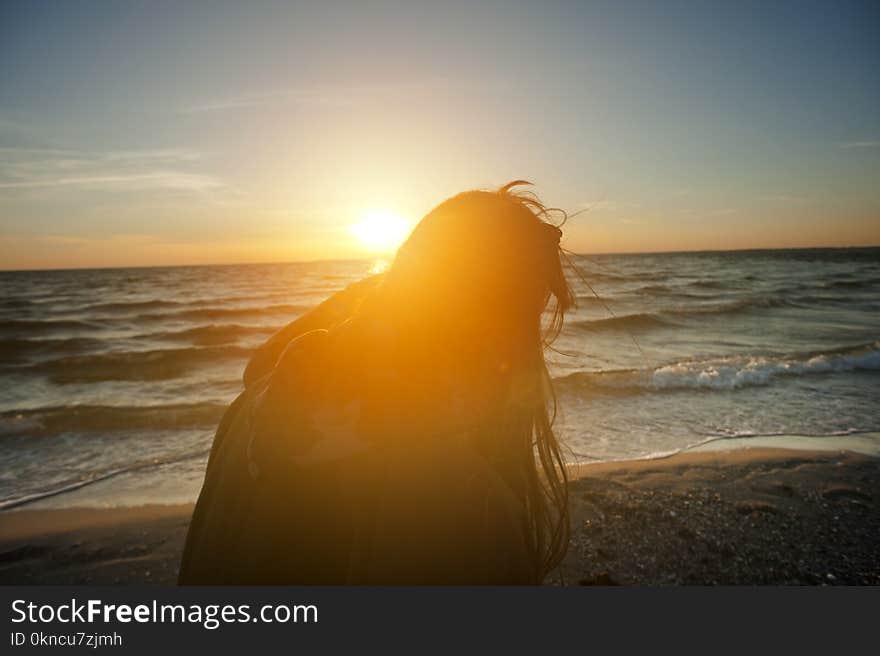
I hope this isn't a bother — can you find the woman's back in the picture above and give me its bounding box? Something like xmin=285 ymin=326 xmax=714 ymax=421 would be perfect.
xmin=179 ymin=293 xmax=537 ymax=584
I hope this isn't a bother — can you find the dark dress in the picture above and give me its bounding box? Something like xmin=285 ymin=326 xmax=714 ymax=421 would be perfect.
xmin=178 ymin=277 xmax=536 ymax=584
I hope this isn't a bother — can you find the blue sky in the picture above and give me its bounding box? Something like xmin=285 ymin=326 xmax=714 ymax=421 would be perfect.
xmin=1 ymin=0 xmax=878 ymax=268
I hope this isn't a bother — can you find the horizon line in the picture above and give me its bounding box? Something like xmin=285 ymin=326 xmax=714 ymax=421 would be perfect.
xmin=2 ymin=243 xmax=878 ymax=274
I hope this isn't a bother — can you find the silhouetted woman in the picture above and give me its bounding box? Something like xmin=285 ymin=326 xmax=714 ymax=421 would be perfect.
xmin=179 ymin=182 xmax=574 ymax=584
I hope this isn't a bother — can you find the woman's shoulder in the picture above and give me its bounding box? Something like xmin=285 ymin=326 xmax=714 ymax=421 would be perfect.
xmin=272 ymin=328 xmax=331 ymax=381
xmin=243 ymin=274 xmax=384 ymax=387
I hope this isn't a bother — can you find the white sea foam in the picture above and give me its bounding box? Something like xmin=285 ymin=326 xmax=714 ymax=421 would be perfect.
xmin=556 ymin=341 xmax=880 ymax=394
xmin=649 ymin=342 xmax=880 ymax=391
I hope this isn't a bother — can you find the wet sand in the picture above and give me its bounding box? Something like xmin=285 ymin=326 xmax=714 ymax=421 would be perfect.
xmin=0 ymin=505 xmax=190 ymax=585
xmin=0 ymin=448 xmax=877 ymax=585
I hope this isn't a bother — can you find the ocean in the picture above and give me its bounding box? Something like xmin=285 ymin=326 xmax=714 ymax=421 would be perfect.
xmin=1 ymin=248 xmax=878 ymax=509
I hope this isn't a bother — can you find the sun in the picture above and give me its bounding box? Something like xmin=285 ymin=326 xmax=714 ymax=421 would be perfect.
xmin=349 ymin=209 xmax=413 ymax=252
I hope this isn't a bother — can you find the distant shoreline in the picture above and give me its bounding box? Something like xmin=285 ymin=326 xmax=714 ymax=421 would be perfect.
xmin=1 ymin=446 xmax=877 ymax=585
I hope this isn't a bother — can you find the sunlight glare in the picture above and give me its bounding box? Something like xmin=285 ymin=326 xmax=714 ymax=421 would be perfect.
xmin=349 ymin=209 xmax=412 ymax=252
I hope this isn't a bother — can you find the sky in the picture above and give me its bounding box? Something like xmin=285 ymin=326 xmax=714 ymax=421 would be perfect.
xmin=1 ymin=0 xmax=879 ymax=270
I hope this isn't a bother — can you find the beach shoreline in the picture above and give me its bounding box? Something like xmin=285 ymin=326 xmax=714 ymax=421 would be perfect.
xmin=1 ymin=447 xmax=877 ymax=585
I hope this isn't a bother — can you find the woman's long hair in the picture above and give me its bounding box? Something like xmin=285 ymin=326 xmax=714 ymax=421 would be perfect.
xmin=333 ymin=181 xmax=575 ymax=580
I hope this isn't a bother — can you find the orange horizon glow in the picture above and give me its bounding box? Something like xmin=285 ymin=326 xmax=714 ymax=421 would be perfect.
xmin=2 ymin=5 xmax=879 ymax=271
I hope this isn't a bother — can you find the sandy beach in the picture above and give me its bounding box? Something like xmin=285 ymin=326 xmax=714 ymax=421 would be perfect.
xmin=0 ymin=447 xmax=877 ymax=586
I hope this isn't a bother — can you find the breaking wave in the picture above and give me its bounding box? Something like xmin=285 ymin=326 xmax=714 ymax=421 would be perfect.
xmin=0 ymin=447 xmax=211 ymax=511
xmin=556 ymin=341 xmax=880 ymax=394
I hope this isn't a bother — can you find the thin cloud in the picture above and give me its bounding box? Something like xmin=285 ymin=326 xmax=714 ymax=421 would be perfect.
xmin=180 ymin=78 xmax=479 ymax=114
xmin=576 ymin=200 xmax=642 ymax=213
xmin=764 ymin=194 xmax=809 ymax=204
xmin=577 ymin=199 xmax=618 ymax=211
xmin=0 ymin=146 xmax=202 ymax=165
xmin=0 ymin=147 xmax=221 ymax=194
xmin=839 ymin=140 xmax=880 ymax=149
xmin=0 ymin=172 xmax=222 ymax=191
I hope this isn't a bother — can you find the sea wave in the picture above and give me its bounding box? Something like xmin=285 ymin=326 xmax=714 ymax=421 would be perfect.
xmin=630 ymin=283 xmax=682 ymax=295
xmin=701 ymin=427 xmax=877 ymax=439
xmin=135 ymin=303 xmax=308 ymax=323
xmin=556 ymin=341 xmax=880 ymax=394
xmin=0 ymin=402 xmax=227 ymax=438
xmin=83 ymin=299 xmax=185 ymax=313
xmin=567 ymin=428 xmax=880 ymax=463
xmin=567 ymin=296 xmax=792 ymax=332
xmin=0 ymin=298 xmax=34 ymax=309
xmin=575 ymin=269 xmax=672 ymax=283
xmin=31 ymin=345 xmax=252 ymax=383
xmin=688 ymin=279 xmax=726 ymax=289
xmin=671 ymin=296 xmax=792 ymax=315
xmin=0 ymin=447 xmax=210 ymax=511
xmin=0 ymin=336 xmax=105 ymax=362
xmin=144 ymin=324 xmax=277 ymax=346
xmin=0 ymin=318 xmax=103 ymax=336
xmin=819 ymin=278 xmax=880 ymax=290
xmin=80 ymin=293 xmax=308 ymax=315
xmin=569 ymin=313 xmax=674 ymax=332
